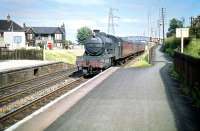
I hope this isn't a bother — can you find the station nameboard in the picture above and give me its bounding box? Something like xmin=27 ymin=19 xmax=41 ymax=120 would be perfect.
xmin=176 ymin=28 xmax=190 ymax=53
xmin=176 ymin=28 xmax=189 ymax=38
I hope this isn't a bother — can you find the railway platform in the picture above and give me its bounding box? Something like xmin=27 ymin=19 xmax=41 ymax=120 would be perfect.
xmin=0 ymin=60 xmax=68 ymax=88
xmin=0 ymin=60 xmax=54 ymax=73
xmin=6 ymin=46 xmax=200 ymax=131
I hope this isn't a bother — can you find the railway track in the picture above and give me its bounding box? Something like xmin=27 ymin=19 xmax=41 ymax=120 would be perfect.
xmin=0 ymin=67 xmax=74 ymax=90
xmin=0 ymin=77 xmax=87 ymax=130
xmin=0 ymin=69 xmax=76 ymax=106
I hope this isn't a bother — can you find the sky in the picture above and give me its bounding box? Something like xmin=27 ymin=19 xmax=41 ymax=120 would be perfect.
xmin=0 ymin=0 xmax=200 ymax=42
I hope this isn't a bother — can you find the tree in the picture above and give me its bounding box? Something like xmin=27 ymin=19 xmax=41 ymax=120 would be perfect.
xmin=77 ymin=27 xmax=92 ymax=45
xmin=190 ymin=16 xmax=200 ymax=38
xmin=167 ymin=18 xmax=183 ymax=37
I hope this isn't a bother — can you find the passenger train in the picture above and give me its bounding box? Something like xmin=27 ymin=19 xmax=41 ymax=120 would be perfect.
xmin=76 ymin=30 xmax=146 ymax=75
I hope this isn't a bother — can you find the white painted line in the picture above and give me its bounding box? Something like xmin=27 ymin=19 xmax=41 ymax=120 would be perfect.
xmin=6 ymin=67 xmax=119 ymax=131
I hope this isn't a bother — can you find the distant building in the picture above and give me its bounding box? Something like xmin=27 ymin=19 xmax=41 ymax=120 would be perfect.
xmin=0 ymin=15 xmax=66 ymax=49
xmin=24 ymin=24 xmax=65 ymax=49
xmin=0 ymin=15 xmax=25 ymax=49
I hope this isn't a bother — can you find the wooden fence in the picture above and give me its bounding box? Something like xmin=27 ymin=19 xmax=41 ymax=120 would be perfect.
xmin=174 ymin=51 xmax=200 ymax=87
xmin=0 ymin=49 xmax=43 ymax=60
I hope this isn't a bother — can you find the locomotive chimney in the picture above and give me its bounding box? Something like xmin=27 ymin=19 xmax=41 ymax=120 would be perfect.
xmin=93 ymin=29 xmax=100 ymax=33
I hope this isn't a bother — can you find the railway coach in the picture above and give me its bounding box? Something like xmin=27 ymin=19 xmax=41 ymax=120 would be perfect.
xmin=76 ymin=30 xmax=146 ymax=75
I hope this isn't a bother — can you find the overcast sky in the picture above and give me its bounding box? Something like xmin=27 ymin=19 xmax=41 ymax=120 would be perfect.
xmin=0 ymin=0 xmax=200 ymax=42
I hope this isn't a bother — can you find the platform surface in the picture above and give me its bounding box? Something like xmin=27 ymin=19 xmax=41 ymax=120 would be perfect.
xmin=44 ymin=46 xmax=180 ymax=131
xmin=0 ymin=60 xmax=57 ymax=73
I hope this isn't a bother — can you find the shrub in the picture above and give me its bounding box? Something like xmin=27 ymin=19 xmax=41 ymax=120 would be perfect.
xmin=164 ymin=36 xmax=190 ymax=57
xmin=184 ymin=39 xmax=200 ymax=58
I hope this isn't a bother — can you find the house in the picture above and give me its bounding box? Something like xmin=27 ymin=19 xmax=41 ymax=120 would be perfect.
xmin=0 ymin=15 xmax=26 ymax=49
xmin=24 ymin=24 xmax=65 ymax=49
xmin=0 ymin=15 xmax=66 ymax=49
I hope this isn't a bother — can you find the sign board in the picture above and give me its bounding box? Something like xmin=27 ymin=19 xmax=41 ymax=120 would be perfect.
xmin=176 ymin=28 xmax=189 ymax=53
xmin=176 ymin=28 xmax=189 ymax=38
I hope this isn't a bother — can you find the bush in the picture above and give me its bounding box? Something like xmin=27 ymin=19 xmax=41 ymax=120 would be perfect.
xmin=164 ymin=36 xmax=190 ymax=57
xmin=184 ymin=39 xmax=200 ymax=58
xmin=163 ymin=37 xmax=180 ymax=56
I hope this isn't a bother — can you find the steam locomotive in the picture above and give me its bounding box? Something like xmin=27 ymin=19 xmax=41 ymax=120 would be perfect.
xmin=76 ymin=30 xmax=146 ymax=75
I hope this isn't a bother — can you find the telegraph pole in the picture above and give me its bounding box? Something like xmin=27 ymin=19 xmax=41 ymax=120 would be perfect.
xmin=157 ymin=19 xmax=162 ymax=44
xmin=161 ymin=8 xmax=166 ymax=44
xmin=107 ymin=8 xmax=119 ymax=35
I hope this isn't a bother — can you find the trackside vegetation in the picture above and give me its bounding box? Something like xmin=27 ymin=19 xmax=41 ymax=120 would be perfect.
xmin=184 ymin=38 xmax=200 ymax=58
xmin=131 ymin=53 xmax=151 ymax=67
xmin=125 ymin=52 xmax=151 ymax=68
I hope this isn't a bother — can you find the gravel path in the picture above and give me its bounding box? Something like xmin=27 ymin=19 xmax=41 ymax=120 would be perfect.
xmin=45 ymin=46 xmax=196 ymax=131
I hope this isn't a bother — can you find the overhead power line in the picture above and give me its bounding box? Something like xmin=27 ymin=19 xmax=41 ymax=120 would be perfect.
xmin=107 ymin=8 xmax=119 ymax=35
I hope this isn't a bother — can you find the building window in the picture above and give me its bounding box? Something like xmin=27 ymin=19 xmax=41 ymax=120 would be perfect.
xmin=55 ymin=34 xmax=62 ymax=40
xmin=27 ymin=34 xmax=33 ymax=40
xmin=48 ymin=35 xmax=52 ymax=40
xmin=14 ymin=36 xmax=22 ymax=44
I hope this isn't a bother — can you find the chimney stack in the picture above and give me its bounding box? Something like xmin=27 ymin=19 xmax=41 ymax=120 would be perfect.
xmin=7 ymin=14 xmax=11 ymax=22
xmin=23 ymin=22 xmax=26 ymax=28
xmin=61 ymin=23 xmax=65 ymax=28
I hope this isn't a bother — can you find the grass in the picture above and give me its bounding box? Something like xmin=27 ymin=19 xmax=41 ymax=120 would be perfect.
xmin=44 ymin=49 xmax=84 ymax=65
xmin=184 ymin=38 xmax=200 ymax=58
xmin=128 ymin=53 xmax=151 ymax=68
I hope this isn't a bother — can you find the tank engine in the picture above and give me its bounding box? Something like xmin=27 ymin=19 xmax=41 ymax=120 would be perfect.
xmin=76 ymin=30 xmax=145 ymax=75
